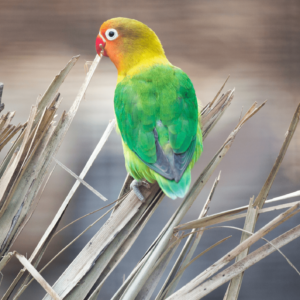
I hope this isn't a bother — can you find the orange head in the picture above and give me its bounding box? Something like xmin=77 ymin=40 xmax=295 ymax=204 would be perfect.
xmin=95 ymin=18 xmax=167 ymax=75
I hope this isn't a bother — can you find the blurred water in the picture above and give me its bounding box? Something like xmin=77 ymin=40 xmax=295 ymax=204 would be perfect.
xmin=0 ymin=1 xmax=300 ymax=299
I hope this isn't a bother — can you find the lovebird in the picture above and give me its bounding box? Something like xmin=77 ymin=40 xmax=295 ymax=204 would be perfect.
xmin=95 ymin=18 xmax=203 ymax=201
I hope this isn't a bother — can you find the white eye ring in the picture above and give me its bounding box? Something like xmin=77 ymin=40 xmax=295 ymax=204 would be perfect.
xmin=105 ymin=29 xmax=119 ymax=41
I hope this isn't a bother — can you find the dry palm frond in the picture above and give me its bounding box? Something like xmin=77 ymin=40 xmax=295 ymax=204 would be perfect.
xmin=1 ymin=52 xmax=299 ymax=300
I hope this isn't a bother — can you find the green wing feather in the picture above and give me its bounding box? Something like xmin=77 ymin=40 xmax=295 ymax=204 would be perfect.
xmin=114 ymin=64 xmax=199 ymax=182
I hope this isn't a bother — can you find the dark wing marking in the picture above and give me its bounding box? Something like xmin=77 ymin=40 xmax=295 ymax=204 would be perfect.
xmin=134 ymin=128 xmax=196 ymax=182
xmin=173 ymin=136 xmax=196 ymax=182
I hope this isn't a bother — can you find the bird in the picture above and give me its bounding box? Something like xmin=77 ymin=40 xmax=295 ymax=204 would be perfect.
xmin=95 ymin=17 xmax=203 ymax=201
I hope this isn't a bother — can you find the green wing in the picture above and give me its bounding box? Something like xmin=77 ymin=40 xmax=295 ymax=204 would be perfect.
xmin=114 ymin=64 xmax=199 ymax=182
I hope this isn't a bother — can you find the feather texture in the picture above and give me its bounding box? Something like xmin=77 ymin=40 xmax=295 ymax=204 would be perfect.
xmin=115 ymin=64 xmax=203 ymax=198
xmin=98 ymin=17 xmax=203 ymax=199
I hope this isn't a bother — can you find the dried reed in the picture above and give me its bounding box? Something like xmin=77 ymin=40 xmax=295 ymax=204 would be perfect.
xmin=0 ymin=54 xmax=299 ymax=300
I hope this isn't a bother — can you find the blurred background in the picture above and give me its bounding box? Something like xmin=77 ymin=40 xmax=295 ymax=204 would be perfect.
xmin=1 ymin=0 xmax=300 ymax=299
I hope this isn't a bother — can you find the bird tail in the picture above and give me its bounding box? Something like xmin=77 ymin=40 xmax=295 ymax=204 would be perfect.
xmin=153 ymin=168 xmax=191 ymax=199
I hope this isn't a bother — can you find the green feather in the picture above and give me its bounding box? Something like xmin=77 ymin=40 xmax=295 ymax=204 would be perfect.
xmin=114 ymin=64 xmax=203 ymax=198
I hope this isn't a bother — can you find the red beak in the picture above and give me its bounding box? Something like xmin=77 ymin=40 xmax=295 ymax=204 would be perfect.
xmin=95 ymin=34 xmax=108 ymax=57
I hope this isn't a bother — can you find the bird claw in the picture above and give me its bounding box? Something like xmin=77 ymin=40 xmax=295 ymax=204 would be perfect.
xmin=141 ymin=181 xmax=150 ymax=189
xmin=130 ymin=180 xmax=150 ymax=201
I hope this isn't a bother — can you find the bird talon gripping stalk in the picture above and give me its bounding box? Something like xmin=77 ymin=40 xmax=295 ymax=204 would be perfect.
xmin=130 ymin=180 xmax=150 ymax=202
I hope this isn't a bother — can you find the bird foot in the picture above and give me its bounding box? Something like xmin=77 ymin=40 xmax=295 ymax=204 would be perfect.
xmin=130 ymin=180 xmax=150 ymax=201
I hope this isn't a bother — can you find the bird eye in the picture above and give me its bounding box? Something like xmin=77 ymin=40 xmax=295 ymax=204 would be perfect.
xmin=105 ymin=29 xmax=118 ymax=41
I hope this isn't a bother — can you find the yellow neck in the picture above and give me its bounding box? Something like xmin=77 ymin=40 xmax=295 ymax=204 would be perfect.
xmin=117 ymin=55 xmax=170 ymax=83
